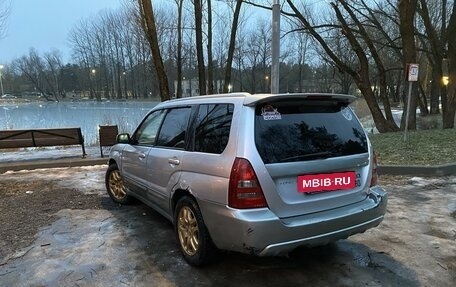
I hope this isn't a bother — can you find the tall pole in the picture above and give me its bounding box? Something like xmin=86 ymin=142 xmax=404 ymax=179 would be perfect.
xmin=271 ymin=0 xmax=280 ymax=94
xmin=403 ymin=81 xmax=412 ymax=142
xmin=0 ymin=65 xmax=4 ymax=95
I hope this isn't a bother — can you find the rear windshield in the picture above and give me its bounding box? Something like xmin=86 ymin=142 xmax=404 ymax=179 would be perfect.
xmin=255 ymin=99 xmax=368 ymax=164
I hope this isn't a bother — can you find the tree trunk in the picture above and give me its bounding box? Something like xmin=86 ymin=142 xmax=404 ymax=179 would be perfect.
xmin=418 ymin=0 xmax=445 ymax=116
xmin=176 ymin=0 xmax=183 ymax=98
xmin=443 ymin=1 xmax=456 ymax=128
xmin=418 ymin=84 xmax=429 ymax=116
xmin=137 ymin=0 xmax=170 ymax=101
xmin=430 ymin=67 xmax=441 ymax=114
xmin=206 ymin=0 xmax=214 ymax=94
xmin=398 ymin=0 xmax=418 ymax=130
xmin=442 ymin=100 xmax=456 ymax=128
xmin=194 ymin=0 xmax=206 ymax=95
xmin=223 ymin=0 xmax=243 ymax=93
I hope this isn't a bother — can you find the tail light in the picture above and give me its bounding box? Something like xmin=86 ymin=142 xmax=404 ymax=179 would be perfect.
xmin=228 ymin=158 xmax=267 ymax=209
xmin=370 ymin=152 xmax=378 ymax=187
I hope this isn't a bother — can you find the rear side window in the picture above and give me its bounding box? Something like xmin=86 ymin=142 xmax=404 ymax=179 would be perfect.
xmin=156 ymin=107 xmax=192 ymax=149
xmin=255 ymin=100 xmax=368 ymax=164
xmin=194 ymin=104 xmax=234 ymax=154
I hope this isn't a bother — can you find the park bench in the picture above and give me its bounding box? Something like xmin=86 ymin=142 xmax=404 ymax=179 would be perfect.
xmin=0 ymin=127 xmax=86 ymax=157
xmin=98 ymin=125 xmax=118 ymax=158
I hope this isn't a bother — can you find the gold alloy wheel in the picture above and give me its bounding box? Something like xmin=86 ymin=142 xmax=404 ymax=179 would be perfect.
xmin=177 ymin=206 xmax=199 ymax=256
xmin=109 ymin=170 xmax=127 ymax=199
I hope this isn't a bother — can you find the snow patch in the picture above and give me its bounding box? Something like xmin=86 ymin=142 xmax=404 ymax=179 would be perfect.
xmin=1 ymin=165 xmax=106 ymax=195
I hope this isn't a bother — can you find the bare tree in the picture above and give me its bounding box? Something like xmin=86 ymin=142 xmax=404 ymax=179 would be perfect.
xmin=232 ymin=19 xmax=248 ymax=92
xmin=444 ymin=2 xmax=456 ymax=128
xmin=13 ymin=49 xmax=58 ymax=101
xmin=223 ymin=0 xmax=243 ymax=93
xmin=417 ymin=0 xmax=446 ymax=115
xmin=291 ymin=31 xmax=310 ymax=93
xmin=206 ymin=0 xmax=214 ymax=94
xmin=399 ymin=0 xmax=419 ymax=130
xmin=242 ymin=19 xmax=271 ymax=93
xmin=137 ymin=0 xmax=170 ymax=101
xmin=417 ymin=0 xmax=456 ymax=128
xmin=0 ymin=0 xmax=11 ymax=39
xmin=43 ymin=50 xmax=64 ymax=99
xmin=193 ymin=0 xmax=206 ymax=95
xmin=283 ymin=0 xmax=400 ymax=132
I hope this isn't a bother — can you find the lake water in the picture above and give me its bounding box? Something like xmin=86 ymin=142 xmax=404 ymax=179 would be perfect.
xmin=1 ymin=101 xmax=158 ymax=146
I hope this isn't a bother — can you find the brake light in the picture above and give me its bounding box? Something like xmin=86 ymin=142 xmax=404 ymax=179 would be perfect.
xmin=370 ymin=152 xmax=378 ymax=187
xmin=228 ymin=158 xmax=267 ymax=209
xmin=305 ymin=95 xmax=332 ymax=100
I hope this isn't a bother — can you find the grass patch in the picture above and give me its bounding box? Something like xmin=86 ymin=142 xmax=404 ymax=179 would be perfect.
xmin=369 ymin=129 xmax=456 ymax=166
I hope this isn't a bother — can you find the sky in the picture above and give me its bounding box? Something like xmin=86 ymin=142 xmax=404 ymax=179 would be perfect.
xmin=0 ymin=0 xmax=124 ymax=65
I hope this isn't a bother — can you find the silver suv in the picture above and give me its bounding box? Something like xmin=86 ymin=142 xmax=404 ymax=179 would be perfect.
xmin=105 ymin=93 xmax=387 ymax=266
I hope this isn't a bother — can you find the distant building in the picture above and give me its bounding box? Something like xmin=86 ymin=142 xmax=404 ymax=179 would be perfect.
xmin=297 ymin=79 xmax=338 ymax=93
xmin=174 ymin=78 xmax=227 ymax=97
xmin=174 ymin=78 xmax=199 ymax=98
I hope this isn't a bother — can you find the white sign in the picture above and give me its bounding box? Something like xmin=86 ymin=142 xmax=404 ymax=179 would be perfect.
xmin=407 ymin=64 xmax=419 ymax=82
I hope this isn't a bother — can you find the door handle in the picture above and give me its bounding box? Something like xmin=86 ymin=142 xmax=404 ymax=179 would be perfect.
xmin=138 ymin=153 xmax=146 ymax=159
xmin=168 ymin=158 xmax=180 ymax=165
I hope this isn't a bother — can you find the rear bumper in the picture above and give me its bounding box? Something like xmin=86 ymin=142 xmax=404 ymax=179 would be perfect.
xmin=199 ymin=186 xmax=387 ymax=256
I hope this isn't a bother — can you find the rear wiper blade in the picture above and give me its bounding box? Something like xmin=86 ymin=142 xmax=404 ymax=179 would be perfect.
xmin=280 ymin=151 xmax=333 ymax=162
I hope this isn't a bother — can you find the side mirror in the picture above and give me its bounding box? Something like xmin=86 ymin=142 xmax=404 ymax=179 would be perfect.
xmin=116 ymin=133 xmax=131 ymax=144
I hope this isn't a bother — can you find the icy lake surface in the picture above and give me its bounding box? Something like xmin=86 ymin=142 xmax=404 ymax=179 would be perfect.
xmin=1 ymin=101 xmax=158 ymax=146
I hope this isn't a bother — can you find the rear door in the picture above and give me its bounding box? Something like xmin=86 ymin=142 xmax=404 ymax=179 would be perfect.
xmin=253 ymin=98 xmax=371 ymax=218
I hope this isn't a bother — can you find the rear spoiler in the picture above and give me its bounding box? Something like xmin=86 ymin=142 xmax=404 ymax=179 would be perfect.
xmin=243 ymin=93 xmax=356 ymax=106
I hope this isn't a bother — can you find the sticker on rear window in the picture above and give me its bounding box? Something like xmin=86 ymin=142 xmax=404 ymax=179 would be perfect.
xmin=341 ymin=107 xmax=353 ymax=121
xmin=261 ymin=105 xmax=281 ymax=120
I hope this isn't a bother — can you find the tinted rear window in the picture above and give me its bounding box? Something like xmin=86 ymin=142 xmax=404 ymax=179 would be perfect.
xmin=194 ymin=104 xmax=234 ymax=154
xmin=255 ymin=100 xmax=368 ymax=164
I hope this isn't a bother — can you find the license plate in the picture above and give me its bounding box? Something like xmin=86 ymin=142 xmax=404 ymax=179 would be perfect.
xmin=297 ymin=171 xmax=356 ymax=193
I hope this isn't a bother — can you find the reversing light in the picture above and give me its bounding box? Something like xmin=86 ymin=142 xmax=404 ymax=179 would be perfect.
xmin=370 ymin=152 xmax=378 ymax=187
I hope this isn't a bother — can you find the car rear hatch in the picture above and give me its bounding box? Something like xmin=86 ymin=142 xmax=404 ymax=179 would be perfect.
xmin=251 ymin=94 xmax=371 ymax=219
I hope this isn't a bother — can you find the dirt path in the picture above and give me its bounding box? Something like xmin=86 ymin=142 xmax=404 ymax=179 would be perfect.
xmin=0 ymin=167 xmax=455 ymax=286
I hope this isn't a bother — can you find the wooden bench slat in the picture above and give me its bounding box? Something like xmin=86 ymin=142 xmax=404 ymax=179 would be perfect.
xmin=0 ymin=139 xmax=35 ymax=148
xmin=0 ymin=128 xmax=86 ymax=157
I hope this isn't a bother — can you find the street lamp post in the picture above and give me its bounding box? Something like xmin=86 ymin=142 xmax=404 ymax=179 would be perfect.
xmin=442 ymin=57 xmax=449 ymax=86
xmin=90 ymin=69 xmax=96 ymax=99
xmin=122 ymin=71 xmax=127 ymax=98
xmin=271 ymin=0 xmax=280 ymax=94
xmin=0 ymin=65 xmax=4 ymax=95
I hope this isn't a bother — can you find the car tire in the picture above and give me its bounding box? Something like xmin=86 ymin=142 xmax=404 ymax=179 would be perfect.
xmin=174 ymin=196 xmax=218 ymax=266
xmin=105 ymin=163 xmax=132 ymax=204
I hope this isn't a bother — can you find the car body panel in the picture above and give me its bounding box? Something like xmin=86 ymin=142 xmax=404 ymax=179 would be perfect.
xmin=137 ymin=147 xmax=183 ymax=213
xmin=120 ymin=144 xmax=151 ymax=195
xmin=199 ymin=186 xmax=387 ymax=256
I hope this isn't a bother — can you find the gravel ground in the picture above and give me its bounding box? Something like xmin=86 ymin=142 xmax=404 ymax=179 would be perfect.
xmin=0 ymin=165 xmax=110 ymax=261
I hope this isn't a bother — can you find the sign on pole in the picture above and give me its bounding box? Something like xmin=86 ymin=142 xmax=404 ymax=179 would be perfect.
xmin=407 ymin=64 xmax=419 ymax=82
xmin=404 ymin=63 xmax=419 ymax=142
